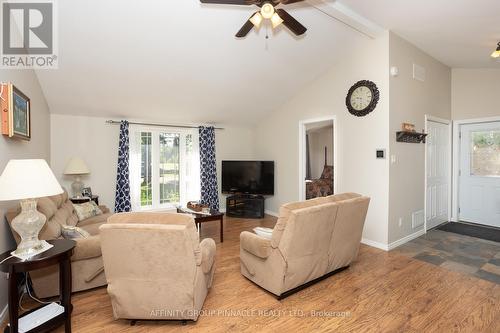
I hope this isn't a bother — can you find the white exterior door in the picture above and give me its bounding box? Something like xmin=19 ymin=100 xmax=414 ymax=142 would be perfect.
xmin=459 ymin=121 xmax=500 ymax=227
xmin=426 ymin=119 xmax=451 ymax=230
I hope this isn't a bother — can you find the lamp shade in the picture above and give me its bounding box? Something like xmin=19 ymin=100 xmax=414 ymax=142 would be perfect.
xmin=0 ymin=159 xmax=63 ymax=201
xmin=64 ymin=157 xmax=90 ymax=175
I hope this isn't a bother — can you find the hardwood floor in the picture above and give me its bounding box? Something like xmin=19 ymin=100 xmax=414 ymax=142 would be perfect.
xmin=6 ymin=215 xmax=500 ymax=332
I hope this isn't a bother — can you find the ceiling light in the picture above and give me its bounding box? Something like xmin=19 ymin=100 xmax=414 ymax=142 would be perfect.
xmin=271 ymin=13 xmax=283 ymax=28
xmin=491 ymin=42 xmax=500 ymax=59
xmin=261 ymin=3 xmax=275 ymax=19
xmin=250 ymin=12 xmax=263 ymax=28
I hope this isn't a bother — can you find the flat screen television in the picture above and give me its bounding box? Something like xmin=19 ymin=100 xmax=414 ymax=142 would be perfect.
xmin=222 ymin=161 xmax=274 ymax=195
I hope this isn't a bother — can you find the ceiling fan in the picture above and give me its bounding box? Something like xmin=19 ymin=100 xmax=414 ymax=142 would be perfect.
xmin=200 ymin=0 xmax=307 ymax=38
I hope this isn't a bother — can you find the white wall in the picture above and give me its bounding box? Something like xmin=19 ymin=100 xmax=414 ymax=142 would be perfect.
xmin=388 ymin=32 xmax=451 ymax=244
xmin=50 ymin=114 xmax=255 ymax=210
xmin=0 ymin=70 xmax=51 ymax=318
xmin=451 ymin=68 xmax=500 ymax=120
xmin=254 ymin=33 xmax=391 ymax=246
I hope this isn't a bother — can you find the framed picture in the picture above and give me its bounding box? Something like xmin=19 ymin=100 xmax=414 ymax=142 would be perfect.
xmin=1 ymin=83 xmax=31 ymax=141
xmin=82 ymin=187 xmax=93 ymax=198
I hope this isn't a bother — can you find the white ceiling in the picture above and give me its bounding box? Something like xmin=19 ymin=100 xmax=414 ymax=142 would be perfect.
xmin=36 ymin=0 xmax=369 ymax=126
xmin=36 ymin=0 xmax=500 ymax=126
xmin=339 ymin=0 xmax=500 ymax=68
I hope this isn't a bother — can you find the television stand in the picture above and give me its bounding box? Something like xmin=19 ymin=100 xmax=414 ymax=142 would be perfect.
xmin=226 ymin=194 xmax=265 ymax=219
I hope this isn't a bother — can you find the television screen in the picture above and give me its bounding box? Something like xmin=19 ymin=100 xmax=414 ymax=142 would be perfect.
xmin=222 ymin=161 xmax=274 ymax=195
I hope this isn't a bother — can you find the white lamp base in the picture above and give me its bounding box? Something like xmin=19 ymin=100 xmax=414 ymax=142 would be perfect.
xmin=11 ymin=240 xmax=53 ymax=260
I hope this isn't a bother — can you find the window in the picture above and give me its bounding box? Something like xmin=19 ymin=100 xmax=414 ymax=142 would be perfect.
xmin=130 ymin=127 xmax=200 ymax=211
xmin=470 ymin=130 xmax=500 ymax=177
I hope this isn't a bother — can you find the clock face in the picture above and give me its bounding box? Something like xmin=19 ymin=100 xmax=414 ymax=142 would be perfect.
xmin=350 ymin=86 xmax=373 ymax=111
xmin=346 ymin=80 xmax=379 ymax=117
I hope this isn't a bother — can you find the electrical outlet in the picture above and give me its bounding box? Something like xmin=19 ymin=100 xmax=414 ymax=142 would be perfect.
xmin=398 ymin=218 xmax=402 ymax=227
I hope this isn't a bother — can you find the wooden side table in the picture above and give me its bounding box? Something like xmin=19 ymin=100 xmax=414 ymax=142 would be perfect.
xmin=69 ymin=195 xmax=99 ymax=205
xmin=0 ymin=240 xmax=76 ymax=333
xmin=176 ymin=208 xmax=224 ymax=242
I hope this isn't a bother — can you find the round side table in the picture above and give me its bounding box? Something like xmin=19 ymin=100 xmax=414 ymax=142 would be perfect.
xmin=0 ymin=239 xmax=76 ymax=333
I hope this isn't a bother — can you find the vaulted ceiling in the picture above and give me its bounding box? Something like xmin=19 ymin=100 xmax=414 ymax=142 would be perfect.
xmin=35 ymin=0 xmax=499 ymax=126
xmin=35 ymin=0 xmax=368 ymax=126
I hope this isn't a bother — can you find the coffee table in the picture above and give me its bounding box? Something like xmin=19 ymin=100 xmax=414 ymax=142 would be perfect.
xmin=177 ymin=208 xmax=224 ymax=242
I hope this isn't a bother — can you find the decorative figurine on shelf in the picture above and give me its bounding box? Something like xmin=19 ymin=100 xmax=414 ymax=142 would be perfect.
xmin=402 ymin=123 xmax=416 ymax=132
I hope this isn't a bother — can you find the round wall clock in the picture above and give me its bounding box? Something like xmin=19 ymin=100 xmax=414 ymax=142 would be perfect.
xmin=346 ymin=80 xmax=380 ymax=117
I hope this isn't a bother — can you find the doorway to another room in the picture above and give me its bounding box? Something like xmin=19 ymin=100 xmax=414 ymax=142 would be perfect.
xmin=299 ymin=118 xmax=336 ymax=201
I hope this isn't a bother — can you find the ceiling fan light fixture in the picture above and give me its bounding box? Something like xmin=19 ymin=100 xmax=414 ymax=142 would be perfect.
xmin=261 ymin=2 xmax=275 ymax=19
xmin=491 ymin=42 xmax=500 ymax=59
xmin=271 ymin=12 xmax=283 ymax=28
xmin=250 ymin=12 xmax=263 ymax=28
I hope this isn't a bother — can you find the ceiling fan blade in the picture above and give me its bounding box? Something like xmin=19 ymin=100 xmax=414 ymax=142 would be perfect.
xmin=276 ymin=8 xmax=307 ymax=36
xmin=200 ymin=0 xmax=259 ymax=5
xmin=279 ymin=0 xmax=305 ymax=4
xmin=235 ymin=14 xmax=257 ymax=38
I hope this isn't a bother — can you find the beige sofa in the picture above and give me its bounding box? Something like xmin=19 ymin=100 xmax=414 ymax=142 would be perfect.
xmin=240 ymin=193 xmax=370 ymax=298
xmin=99 ymin=213 xmax=216 ymax=321
xmin=6 ymin=190 xmax=111 ymax=298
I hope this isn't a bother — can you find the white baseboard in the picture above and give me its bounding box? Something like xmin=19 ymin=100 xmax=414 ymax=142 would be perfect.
xmin=264 ymin=210 xmax=278 ymax=217
xmin=361 ymin=238 xmax=389 ymax=251
xmin=0 ymin=303 xmax=8 ymax=324
xmin=388 ymin=229 xmax=425 ymax=250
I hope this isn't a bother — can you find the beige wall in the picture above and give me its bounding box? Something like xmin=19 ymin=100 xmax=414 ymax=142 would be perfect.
xmin=50 ymin=114 xmax=255 ymax=211
xmin=452 ymin=68 xmax=500 ymax=120
xmin=388 ymin=32 xmax=451 ymax=243
xmin=254 ymin=32 xmax=391 ymax=246
xmin=0 ymin=70 xmax=51 ymax=317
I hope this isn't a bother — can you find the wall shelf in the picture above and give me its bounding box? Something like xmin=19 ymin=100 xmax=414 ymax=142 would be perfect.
xmin=396 ymin=131 xmax=427 ymax=144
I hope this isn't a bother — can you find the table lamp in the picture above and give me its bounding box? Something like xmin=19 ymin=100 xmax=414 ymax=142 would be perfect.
xmin=0 ymin=159 xmax=63 ymax=258
xmin=63 ymin=157 xmax=90 ymax=198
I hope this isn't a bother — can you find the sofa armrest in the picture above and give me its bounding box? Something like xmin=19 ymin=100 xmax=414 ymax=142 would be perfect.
xmin=240 ymin=231 xmax=271 ymax=259
xmin=199 ymin=238 xmax=216 ymax=274
xmin=72 ymin=235 xmax=102 ymax=261
xmin=99 ymin=206 xmax=110 ymax=214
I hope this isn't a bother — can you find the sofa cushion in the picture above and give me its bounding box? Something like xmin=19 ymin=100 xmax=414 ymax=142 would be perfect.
xmin=77 ymin=212 xmax=113 ymax=228
xmin=37 ymin=197 xmax=58 ymax=220
xmin=72 ymin=235 xmax=102 ymax=261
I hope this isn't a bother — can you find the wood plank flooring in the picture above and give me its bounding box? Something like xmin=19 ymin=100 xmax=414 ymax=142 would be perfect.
xmin=5 ymin=215 xmax=500 ymax=332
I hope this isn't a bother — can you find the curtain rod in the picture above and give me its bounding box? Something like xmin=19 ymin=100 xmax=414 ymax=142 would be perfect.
xmin=105 ymin=120 xmax=224 ymax=130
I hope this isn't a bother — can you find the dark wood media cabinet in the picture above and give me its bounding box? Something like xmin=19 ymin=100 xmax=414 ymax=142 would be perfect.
xmin=226 ymin=195 xmax=265 ymax=219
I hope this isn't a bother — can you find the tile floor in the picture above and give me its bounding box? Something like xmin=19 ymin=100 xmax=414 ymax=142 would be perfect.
xmin=392 ymin=229 xmax=500 ymax=284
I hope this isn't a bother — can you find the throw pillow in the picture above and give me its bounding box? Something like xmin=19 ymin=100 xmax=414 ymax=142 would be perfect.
xmin=73 ymin=201 xmax=103 ymax=221
xmin=61 ymin=225 xmax=91 ymax=239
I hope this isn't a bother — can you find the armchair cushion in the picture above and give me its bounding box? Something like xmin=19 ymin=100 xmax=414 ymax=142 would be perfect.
xmin=240 ymin=231 xmax=272 ymax=259
xmin=72 ymin=235 xmax=102 ymax=261
xmin=199 ymin=238 xmax=216 ymax=274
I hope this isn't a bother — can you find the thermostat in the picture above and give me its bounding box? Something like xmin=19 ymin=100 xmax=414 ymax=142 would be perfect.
xmin=376 ymin=149 xmax=386 ymax=159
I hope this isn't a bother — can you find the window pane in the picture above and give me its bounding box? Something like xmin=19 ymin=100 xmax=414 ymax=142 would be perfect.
xmin=141 ymin=132 xmax=152 ymax=206
xmin=159 ymin=133 xmax=180 ymax=204
xmin=471 ymin=130 xmax=500 ymax=176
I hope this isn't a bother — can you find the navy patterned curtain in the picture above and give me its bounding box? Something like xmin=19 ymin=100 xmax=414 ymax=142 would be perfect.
xmin=114 ymin=121 xmax=131 ymax=212
xmin=199 ymin=126 xmax=219 ymax=210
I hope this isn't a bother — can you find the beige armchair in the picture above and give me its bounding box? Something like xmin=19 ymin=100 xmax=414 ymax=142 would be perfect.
xmin=240 ymin=193 xmax=370 ymax=299
xmin=99 ymin=212 xmax=216 ymax=322
xmin=5 ymin=190 xmax=111 ymax=298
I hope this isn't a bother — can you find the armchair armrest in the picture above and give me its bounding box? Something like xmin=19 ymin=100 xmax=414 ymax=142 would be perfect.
xmin=199 ymin=238 xmax=216 ymax=274
xmin=240 ymin=231 xmax=271 ymax=259
xmin=72 ymin=235 xmax=102 ymax=261
xmin=99 ymin=205 xmax=110 ymax=214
